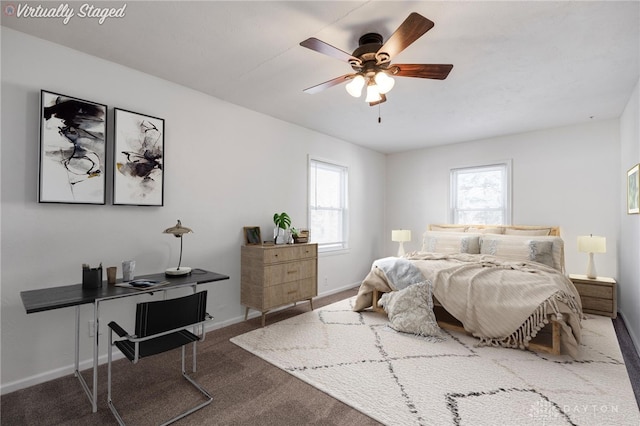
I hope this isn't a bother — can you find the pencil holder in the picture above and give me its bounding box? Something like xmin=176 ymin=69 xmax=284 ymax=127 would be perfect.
xmin=82 ymin=267 xmax=103 ymax=289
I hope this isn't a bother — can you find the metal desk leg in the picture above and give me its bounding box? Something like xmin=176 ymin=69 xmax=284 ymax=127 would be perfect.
xmin=93 ymin=300 xmax=99 ymax=411
xmin=74 ymin=303 xmax=99 ymax=412
xmin=75 ymin=306 xmax=80 ymax=376
xmin=75 ymin=303 xmax=99 ymax=412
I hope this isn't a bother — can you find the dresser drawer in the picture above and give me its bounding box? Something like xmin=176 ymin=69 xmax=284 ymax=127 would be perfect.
xmin=263 ymin=244 xmax=317 ymax=263
xmin=264 ymin=278 xmax=315 ymax=309
xmin=264 ymin=259 xmax=316 ymax=286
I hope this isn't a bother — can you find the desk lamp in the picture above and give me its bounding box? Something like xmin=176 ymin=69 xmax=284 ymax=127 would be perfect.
xmin=392 ymin=229 xmax=411 ymax=257
xmin=164 ymin=220 xmax=193 ymax=276
xmin=577 ymin=234 xmax=606 ymax=279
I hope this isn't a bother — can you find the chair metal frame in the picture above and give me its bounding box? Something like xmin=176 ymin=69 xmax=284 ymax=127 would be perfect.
xmin=107 ymin=291 xmax=213 ymax=425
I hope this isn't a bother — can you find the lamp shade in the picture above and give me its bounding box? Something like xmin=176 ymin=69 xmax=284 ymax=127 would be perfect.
xmin=163 ymin=220 xmax=193 ymax=237
xmin=392 ymin=229 xmax=412 ymax=242
xmin=365 ymin=84 xmax=382 ymax=103
xmin=345 ymin=75 xmax=365 ymax=98
xmin=374 ymin=72 xmax=395 ymax=94
xmin=577 ymin=235 xmax=606 ymax=253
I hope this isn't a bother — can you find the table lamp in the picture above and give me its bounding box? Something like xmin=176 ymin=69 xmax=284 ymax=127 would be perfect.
xmin=577 ymin=234 xmax=606 ymax=279
xmin=163 ymin=220 xmax=193 ymax=276
xmin=392 ymin=229 xmax=411 ymax=257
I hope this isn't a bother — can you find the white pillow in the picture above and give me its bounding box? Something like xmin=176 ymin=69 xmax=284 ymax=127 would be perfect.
xmin=479 ymin=234 xmax=564 ymax=270
xmin=467 ymin=226 xmax=504 ymax=234
xmin=422 ymin=231 xmax=481 ymax=254
xmin=504 ymin=228 xmax=552 ymax=236
xmin=378 ymin=282 xmax=442 ymax=337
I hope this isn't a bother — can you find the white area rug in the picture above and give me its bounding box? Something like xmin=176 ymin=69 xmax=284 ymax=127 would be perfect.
xmin=231 ymin=297 xmax=639 ymax=426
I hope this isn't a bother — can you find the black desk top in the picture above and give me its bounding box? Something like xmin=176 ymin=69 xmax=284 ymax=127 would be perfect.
xmin=20 ymin=268 xmax=229 ymax=314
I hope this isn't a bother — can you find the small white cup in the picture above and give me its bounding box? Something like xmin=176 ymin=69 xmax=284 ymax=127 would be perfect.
xmin=122 ymin=260 xmax=136 ymax=282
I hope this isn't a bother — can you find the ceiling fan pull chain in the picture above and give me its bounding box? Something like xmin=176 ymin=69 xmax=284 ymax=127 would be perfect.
xmin=378 ymin=105 xmax=382 ymax=123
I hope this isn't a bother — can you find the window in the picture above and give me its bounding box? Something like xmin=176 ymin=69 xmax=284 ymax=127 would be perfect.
xmin=450 ymin=161 xmax=511 ymax=225
xmin=309 ymin=158 xmax=349 ymax=252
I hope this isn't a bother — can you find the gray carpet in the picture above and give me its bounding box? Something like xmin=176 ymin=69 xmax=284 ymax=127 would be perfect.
xmin=1 ymin=288 xmax=638 ymax=425
xmin=1 ymin=288 xmax=380 ymax=426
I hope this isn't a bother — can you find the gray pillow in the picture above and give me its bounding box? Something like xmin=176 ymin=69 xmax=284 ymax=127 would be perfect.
xmin=378 ymin=282 xmax=442 ymax=337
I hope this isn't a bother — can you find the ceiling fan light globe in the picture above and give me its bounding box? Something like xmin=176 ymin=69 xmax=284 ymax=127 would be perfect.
xmin=365 ymin=84 xmax=382 ymax=103
xmin=374 ymin=72 xmax=395 ymax=94
xmin=345 ymin=75 xmax=365 ymax=97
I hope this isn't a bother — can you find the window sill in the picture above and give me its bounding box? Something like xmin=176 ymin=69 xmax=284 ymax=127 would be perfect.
xmin=318 ymin=248 xmax=351 ymax=257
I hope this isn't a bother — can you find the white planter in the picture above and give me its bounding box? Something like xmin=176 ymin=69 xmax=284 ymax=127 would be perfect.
xmin=274 ymin=227 xmax=291 ymax=245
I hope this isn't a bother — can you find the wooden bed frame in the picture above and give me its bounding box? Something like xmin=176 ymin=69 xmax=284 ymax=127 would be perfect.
xmin=372 ymin=289 xmax=561 ymax=355
xmin=427 ymin=224 xmax=561 ymax=237
xmin=372 ymin=224 xmax=563 ymax=355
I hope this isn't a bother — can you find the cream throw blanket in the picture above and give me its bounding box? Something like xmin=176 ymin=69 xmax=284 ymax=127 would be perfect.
xmin=354 ymin=252 xmax=583 ymax=357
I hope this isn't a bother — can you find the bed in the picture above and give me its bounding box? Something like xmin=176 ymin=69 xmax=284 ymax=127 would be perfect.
xmin=353 ymin=225 xmax=583 ymax=357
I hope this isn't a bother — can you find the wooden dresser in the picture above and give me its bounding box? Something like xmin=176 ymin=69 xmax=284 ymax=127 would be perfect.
xmin=241 ymin=243 xmax=317 ymax=326
xmin=569 ymin=274 xmax=617 ymax=318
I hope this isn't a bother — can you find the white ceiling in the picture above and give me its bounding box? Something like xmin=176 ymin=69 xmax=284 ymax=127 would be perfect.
xmin=2 ymin=1 xmax=639 ymax=154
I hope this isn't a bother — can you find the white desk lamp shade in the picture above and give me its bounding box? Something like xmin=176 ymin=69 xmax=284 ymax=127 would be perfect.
xmin=577 ymin=235 xmax=606 ymax=279
xmin=392 ymin=230 xmax=411 ymax=257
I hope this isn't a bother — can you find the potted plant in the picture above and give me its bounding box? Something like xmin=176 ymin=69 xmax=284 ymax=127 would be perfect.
xmin=273 ymin=212 xmax=291 ymax=244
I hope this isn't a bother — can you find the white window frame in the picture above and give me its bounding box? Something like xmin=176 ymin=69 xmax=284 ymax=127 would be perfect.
xmin=449 ymin=160 xmax=512 ymax=225
xmin=308 ymin=156 xmax=349 ymax=253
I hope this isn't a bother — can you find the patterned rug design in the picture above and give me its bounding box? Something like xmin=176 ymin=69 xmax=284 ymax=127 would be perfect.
xmin=230 ymin=297 xmax=639 ymax=426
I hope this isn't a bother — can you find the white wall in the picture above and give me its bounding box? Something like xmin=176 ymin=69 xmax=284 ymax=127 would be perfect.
xmin=0 ymin=28 xmax=386 ymax=392
xmin=386 ymin=120 xmax=620 ymax=280
xmin=619 ymin=78 xmax=640 ymax=352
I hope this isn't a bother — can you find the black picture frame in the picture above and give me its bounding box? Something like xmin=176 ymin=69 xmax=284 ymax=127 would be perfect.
xmin=39 ymin=90 xmax=107 ymax=204
xmin=113 ymin=108 xmax=164 ymax=206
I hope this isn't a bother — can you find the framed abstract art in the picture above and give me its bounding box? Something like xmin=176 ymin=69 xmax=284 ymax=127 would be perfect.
xmin=39 ymin=90 xmax=107 ymax=204
xmin=113 ymin=108 xmax=164 ymax=206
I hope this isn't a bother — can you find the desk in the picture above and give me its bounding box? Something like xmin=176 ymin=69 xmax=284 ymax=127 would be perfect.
xmin=20 ymin=268 xmax=229 ymax=413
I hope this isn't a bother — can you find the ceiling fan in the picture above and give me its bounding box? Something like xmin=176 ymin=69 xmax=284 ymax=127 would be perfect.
xmin=300 ymin=12 xmax=453 ymax=106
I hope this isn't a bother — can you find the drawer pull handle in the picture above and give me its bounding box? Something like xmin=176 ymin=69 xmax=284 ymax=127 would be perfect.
xmin=287 ymin=290 xmax=296 ymax=295
xmin=287 ymin=270 xmax=297 ymax=274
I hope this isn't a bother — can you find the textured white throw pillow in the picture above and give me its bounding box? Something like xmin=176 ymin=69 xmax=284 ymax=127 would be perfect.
xmin=479 ymin=234 xmax=562 ymax=270
xmin=421 ymin=231 xmax=481 ymax=254
xmin=379 ymin=282 xmax=442 ymax=337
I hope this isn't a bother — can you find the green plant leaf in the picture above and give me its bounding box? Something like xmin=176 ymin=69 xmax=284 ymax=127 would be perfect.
xmin=273 ymin=212 xmax=291 ymax=229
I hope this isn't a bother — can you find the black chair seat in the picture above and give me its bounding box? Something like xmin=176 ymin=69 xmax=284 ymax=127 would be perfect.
xmin=114 ymin=330 xmax=200 ymax=361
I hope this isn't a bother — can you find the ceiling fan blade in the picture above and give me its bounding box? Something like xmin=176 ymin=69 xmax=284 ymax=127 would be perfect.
xmin=376 ymin=13 xmax=434 ymax=64
xmin=369 ymin=93 xmax=387 ymax=107
xmin=303 ymin=74 xmax=354 ymax=94
xmin=393 ymin=64 xmax=453 ymax=80
xmin=300 ymin=38 xmax=362 ymax=65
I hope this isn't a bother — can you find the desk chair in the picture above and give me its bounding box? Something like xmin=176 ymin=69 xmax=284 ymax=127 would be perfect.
xmin=107 ymin=291 xmax=213 ymax=425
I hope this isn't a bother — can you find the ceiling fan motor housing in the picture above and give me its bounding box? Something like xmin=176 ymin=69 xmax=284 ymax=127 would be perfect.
xmin=351 ymin=33 xmax=390 ymax=75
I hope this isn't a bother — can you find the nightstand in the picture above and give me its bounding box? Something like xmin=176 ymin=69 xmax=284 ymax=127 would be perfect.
xmin=569 ymin=274 xmax=617 ymax=318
